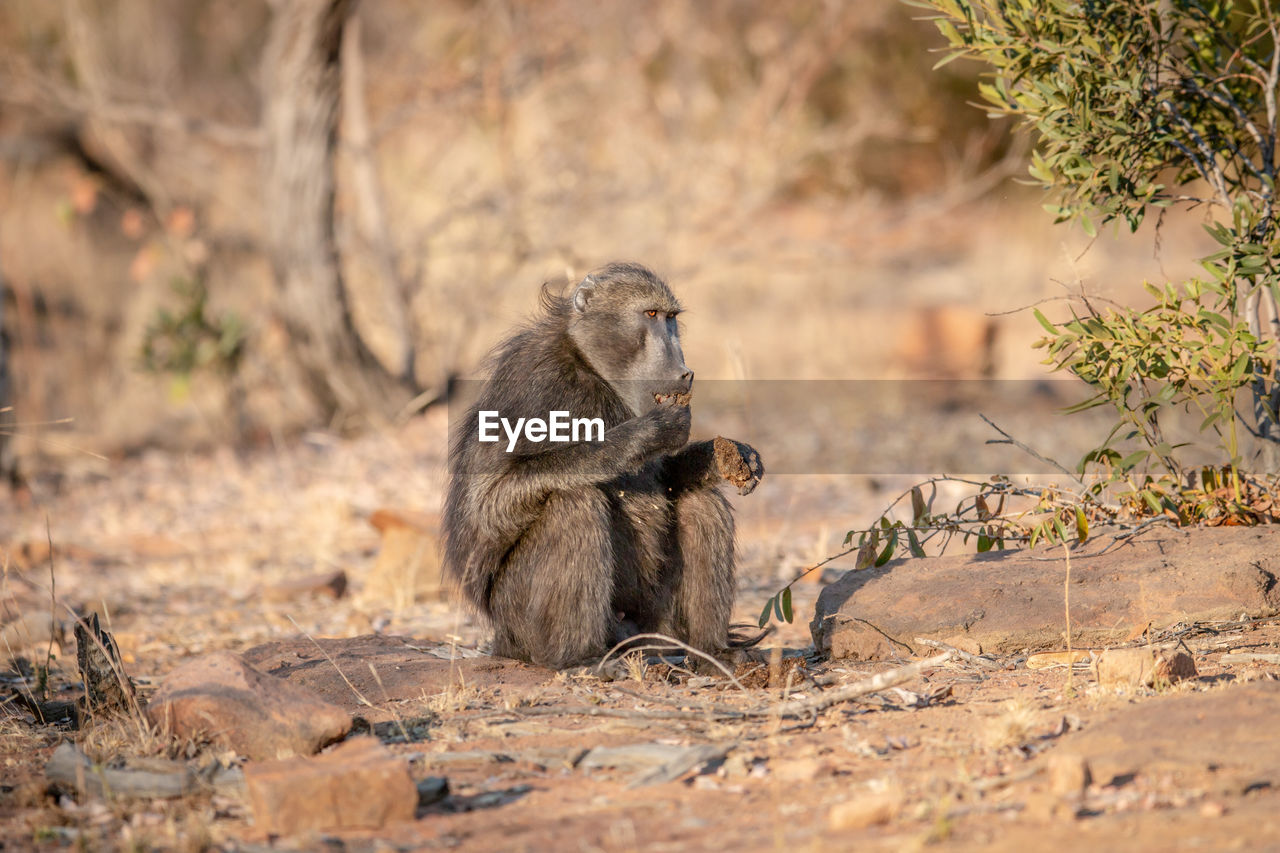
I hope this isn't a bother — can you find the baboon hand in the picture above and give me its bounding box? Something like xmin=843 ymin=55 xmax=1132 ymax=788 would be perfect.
xmin=712 ymin=436 xmax=764 ymax=495
xmin=641 ymin=393 xmax=692 ymax=455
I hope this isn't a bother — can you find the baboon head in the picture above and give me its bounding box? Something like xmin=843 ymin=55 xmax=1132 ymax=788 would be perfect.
xmin=566 ymin=262 xmax=693 ymax=415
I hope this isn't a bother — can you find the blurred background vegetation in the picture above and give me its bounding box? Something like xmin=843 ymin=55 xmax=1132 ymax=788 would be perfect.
xmin=0 ymin=0 xmax=1218 ymax=479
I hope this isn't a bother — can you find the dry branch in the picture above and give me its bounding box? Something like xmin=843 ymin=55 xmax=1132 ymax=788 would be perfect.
xmin=753 ymin=652 xmax=953 ymax=718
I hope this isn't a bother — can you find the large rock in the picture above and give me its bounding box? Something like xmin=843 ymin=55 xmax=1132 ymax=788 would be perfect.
xmin=1060 ymin=681 xmax=1280 ymax=795
xmin=241 ymin=634 xmax=547 ymax=720
xmin=146 ymin=651 xmax=352 ymax=760
xmin=362 ymin=508 xmax=443 ymax=610
xmin=244 ymin=736 xmax=418 ymax=836
xmin=812 ymin=527 xmax=1280 ymax=660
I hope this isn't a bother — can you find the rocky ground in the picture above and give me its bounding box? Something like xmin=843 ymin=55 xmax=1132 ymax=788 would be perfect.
xmin=2 ymin=410 xmax=1280 ymax=851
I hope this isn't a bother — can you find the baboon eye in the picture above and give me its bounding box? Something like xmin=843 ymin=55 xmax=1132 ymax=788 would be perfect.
xmin=645 ymin=310 xmax=658 ymax=318
xmin=666 ymin=312 xmax=677 ymax=320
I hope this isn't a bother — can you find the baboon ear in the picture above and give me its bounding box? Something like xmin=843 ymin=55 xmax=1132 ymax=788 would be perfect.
xmin=571 ymin=275 xmax=596 ymax=314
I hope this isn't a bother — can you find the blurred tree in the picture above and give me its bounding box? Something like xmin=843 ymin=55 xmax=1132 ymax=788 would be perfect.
xmin=261 ymin=0 xmax=417 ymax=424
xmin=0 ymin=252 xmax=14 ymax=487
xmin=916 ymin=0 xmax=1280 ymax=475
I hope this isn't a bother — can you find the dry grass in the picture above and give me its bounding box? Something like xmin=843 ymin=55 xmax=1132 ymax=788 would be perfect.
xmin=984 ymin=699 xmax=1039 ymax=751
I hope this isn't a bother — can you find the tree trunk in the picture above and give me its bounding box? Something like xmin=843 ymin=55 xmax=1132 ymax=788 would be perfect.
xmin=0 ymin=250 xmax=15 ymax=487
xmin=261 ymin=0 xmax=413 ymax=423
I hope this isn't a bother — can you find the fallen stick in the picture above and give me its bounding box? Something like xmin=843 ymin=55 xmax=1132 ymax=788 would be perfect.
xmin=914 ymin=637 xmax=1001 ymax=669
xmin=1220 ymin=652 xmax=1280 ymax=665
xmin=516 ymin=653 xmax=954 ymax=723
xmin=747 ymin=651 xmax=953 ymax=718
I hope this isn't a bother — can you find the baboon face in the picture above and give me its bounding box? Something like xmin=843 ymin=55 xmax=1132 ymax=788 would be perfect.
xmin=567 ymin=263 xmax=693 ymax=415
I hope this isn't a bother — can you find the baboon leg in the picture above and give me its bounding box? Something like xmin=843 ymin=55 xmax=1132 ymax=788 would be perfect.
xmin=488 ymin=488 xmax=615 ymax=669
xmin=662 ymin=487 xmax=735 ymax=655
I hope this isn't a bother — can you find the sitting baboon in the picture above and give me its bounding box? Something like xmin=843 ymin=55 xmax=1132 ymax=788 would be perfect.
xmin=443 ymin=262 xmax=764 ymax=669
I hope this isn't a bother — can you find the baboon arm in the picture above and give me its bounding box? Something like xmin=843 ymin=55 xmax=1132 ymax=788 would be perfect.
xmin=662 ymin=437 xmax=765 ymax=496
xmin=469 ymin=419 xmax=662 ymax=536
xmin=660 ymin=440 xmax=720 ymax=493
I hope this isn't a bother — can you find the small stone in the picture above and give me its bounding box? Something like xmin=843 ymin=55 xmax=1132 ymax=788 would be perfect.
xmin=244 ymin=737 xmax=417 ymax=836
xmin=1200 ymin=800 xmax=1227 ymax=818
xmin=772 ymin=758 xmax=831 ymax=782
xmin=827 ymin=789 xmax=901 ymax=831
xmin=1094 ymin=646 xmax=1197 ymax=688
xmin=364 ymin=509 xmax=443 ymax=609
xmin=260 ymin=569 xmax=348 ymax=603
xmin=942 ymin=635 xmax=983 ymax=656
xmin=719 ymin=753 xmax=749 ymax=779
xmin=146 ymin=651 xmax=352 ymax=761
xmin=416 ymin=776 xmax=449 ymax=807
xmin=1047 ymin=752 xmax=1092 ymax=798
xmin=1025 ymin=791 xmax=1081 ymax=821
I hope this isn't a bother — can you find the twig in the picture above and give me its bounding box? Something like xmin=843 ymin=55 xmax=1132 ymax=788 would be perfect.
xmin=44 ymin=517 xmax=56 ymax=688
xmin=1220 ymin=652 xmax=1280 ymax=665
xmin=598 ymin=633 xmax=748 ymax=693
xmin=609 ymin=685 xmax=745 ymax=718
xmin=1063 ymin=542 xmax=1074 ymax=693
xmin=980 ymin=414 xmax=1081 ymax=482
xmin=747 ymin=652 xmax=953 ymax=718
xmin=286 ymin=614 xmax=374 ymax=708
xmin=913 ymin=637 xmax=1000 ymax=670
xmin=515 ymin=704 xmax=739 ymax=722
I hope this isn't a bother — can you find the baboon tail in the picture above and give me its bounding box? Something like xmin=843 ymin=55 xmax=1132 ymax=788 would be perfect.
xmin=727 ymin=623 xmax=775 ymax=650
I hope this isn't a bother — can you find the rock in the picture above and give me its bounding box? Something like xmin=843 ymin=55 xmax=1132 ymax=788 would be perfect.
xmin=827 ymin=788 xmax=902 ymax=830
xmin=240 ymin=635 xmax=541 ymax=721
xmin=1046 ymin=752 xmax=1091 ymax=798
xmin=1094 ymin=646 xmax=1198 ymax=688
xmin=1200 ymin=800 xmax=1228 ymax=818
xmin=146 ymin=651 xmax=352 ymax=761
xmin=416 ymin=776 xmax=449 ymax=807
xmin=244 ymin=736 xmax=417 ymax=836
xmin=260 ymin=569 xmax=348 ymax=603
xmin=1056 ymin=681 xmax=1280 ymax=795
xmin=363 ymin=508 xmax=443 ymax=609
xmin=628 ymin=744 xmax=733 ymax=788
xmin=772 ymin=757 xmax=832 ymax=782
xmin=1025 ymin=790 xmax=1081 ymax=822
xmin=580 ymin=743 xmax=707 ymax=772
xmin=812 ymin=527 xmax=1280 ymax=660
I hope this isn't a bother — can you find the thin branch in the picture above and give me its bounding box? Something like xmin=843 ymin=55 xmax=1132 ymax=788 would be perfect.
xmin=598 ymin=633 xmax=748 ymax=693
xmin=751 ymin=652 xmax=953 ymax=718
xmin=980 ymin=413 xmax=1082 ymax=482
xmin=913 ymin=637 xmax=1000 ymax=669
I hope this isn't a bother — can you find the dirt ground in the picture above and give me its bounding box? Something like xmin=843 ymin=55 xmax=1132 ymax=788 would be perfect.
xmin=3 ymin=411 xmax=1280 ymax=851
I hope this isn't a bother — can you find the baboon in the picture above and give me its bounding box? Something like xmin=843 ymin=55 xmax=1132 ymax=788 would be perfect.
xmin=443 ymin=262 xmax=764 ymax=669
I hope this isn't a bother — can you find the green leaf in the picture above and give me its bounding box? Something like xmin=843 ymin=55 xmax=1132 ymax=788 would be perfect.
xmin=757 ymin=598 xmax=773 ymax=629
xmin=1119 ymin=449 xmax=1149 ymax=470
xmin=780 ymin=587 xmax=794 ymax=623
xmin=1075 ymin=506 xmax=1089 ymax=543
xmin=977 ymin=533 xmax=992 ymax=553
xmin=907 ymin=528 xmax=926 ymax=558
xmin=1033 ymin=308 xmax=1060 ymax=334
xmin=874 ymin=530 xmax=898 ymax=567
